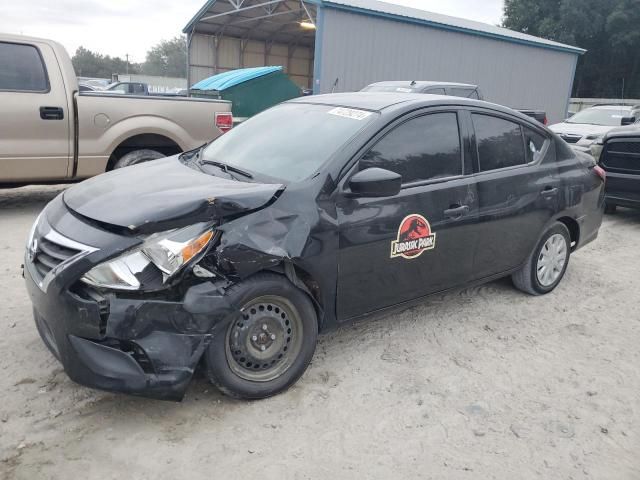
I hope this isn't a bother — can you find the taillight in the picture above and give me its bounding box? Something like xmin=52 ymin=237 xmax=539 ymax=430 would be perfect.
xmin=543 ymin=115 xmax=548 ymax=125
xmin=593 ymin=165 xmax=606 ymax=182
xmin=215 ymin=112 xmax=233 ymax=133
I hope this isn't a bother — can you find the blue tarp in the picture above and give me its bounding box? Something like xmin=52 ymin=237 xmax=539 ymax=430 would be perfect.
xmin=191 ymin=66 xmax=283 ymax=91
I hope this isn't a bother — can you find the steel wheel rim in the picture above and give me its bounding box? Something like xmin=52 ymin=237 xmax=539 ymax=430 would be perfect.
xmin=225 ymin=295 xmax=304 ymax=382
xmin=536 ymin=233 xmax=568 ymax=287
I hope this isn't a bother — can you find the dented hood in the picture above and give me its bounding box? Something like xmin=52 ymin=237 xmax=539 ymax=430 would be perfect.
xmin=63 ymin=156 xmax=283 ymax=233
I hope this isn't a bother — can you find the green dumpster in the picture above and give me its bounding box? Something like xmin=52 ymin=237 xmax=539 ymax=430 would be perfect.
xmin=190 ymin=66 xmax=301 ymax=120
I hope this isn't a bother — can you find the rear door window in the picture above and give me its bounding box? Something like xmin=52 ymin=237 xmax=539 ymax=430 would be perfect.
xmin=449 ymin=88 xmax=476 ymax=99
xmin=524 ymin=128 xmax=548 ymax=163
xmin=360 ymin=112 xmax=463 ymax=184
xmin=472 ymin=114 xmax=526 ymax=171
xmin=0 ymin=42 xmax=48 ymax=92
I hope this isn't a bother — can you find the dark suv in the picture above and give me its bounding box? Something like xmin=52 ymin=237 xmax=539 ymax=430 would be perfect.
xmin=593 ymin=124 xmax=640 ymax=213
xmin=24 ymin=93 xmax=604 ymax=401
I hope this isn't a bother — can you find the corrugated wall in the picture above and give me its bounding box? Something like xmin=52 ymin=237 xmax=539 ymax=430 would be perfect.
xmin=318 ymin=8 xmax=579 ymax=123
xmin=188 ymin=33 xmax=314 ymax=88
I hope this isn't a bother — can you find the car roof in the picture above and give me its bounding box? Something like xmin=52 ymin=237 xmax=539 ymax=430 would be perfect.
xmin=287 ymin=92 xmax=528 ymax=120
xmin=288 ymin=92 xmax=444 ymax=111
xmin=366 ymin=81 xmax=478 ymax=89
xmin=588 ymin=105 xmax=634 ymax=111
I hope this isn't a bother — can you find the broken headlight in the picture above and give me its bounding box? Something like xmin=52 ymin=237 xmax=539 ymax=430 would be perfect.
xmin=81 ymin=223 xmax=214 ymax=291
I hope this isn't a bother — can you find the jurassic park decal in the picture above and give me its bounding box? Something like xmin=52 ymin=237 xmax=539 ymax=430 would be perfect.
xmin=390 ymin=214 xmax=436 ymax=259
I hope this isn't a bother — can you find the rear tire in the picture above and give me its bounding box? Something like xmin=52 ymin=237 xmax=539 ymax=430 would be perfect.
xmin=204 ymin=272 xmax=318 ymax=400
xmin=512 ymin=222 xmax=571 ymax=296
xmin=113 ymin=149 xmax=165 ymax=169
xmin=604 ymin=203 xmax=617 ymax=214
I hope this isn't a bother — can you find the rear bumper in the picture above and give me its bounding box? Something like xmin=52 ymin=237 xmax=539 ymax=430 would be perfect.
xmin=604 ymin=171 xmax=640 ymax=210
xmin=605 ymin=195 xmax=640 ymax=209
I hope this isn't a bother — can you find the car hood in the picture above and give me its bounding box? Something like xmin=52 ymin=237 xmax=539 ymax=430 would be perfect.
xmin=548 ymin=122 xmax=613 ymax=137
xmin=63 ymin=156 xmax=284 ymax=233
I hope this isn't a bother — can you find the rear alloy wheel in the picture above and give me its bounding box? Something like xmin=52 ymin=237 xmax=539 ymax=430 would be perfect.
xmin=204 ymin=273 xmax=318 ymax=399
xmin=512 ymin=222 xmax=571 ymax=295
xmin=536 ymin=233 xmax=568 ymax=287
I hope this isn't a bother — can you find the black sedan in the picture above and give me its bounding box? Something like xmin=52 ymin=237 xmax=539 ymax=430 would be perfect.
xmin=24 ymin=93 xmax=605 ymax=401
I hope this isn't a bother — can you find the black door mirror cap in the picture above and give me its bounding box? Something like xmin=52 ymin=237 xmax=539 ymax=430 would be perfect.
xmin=621 ymin=116 xmax=636 ymax=126
xmin=348 ymin=167 xmax=402 ymax=198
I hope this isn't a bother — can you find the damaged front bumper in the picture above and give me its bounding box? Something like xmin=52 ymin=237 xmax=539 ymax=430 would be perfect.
xmin=25 ymin=263 xmax=234 ymax=401
xmin=23 ymin=198 xmax=237 ymax=401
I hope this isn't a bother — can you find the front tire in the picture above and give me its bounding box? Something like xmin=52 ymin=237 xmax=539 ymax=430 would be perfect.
xmin=512 ymin=222 xmax=571 ymax=296
xmin=204 ymin=272 xmax=318 ymax=399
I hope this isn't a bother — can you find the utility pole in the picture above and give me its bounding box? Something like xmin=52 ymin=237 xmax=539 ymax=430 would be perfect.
xmin=125 ymin=54 xmax=129 ymax=75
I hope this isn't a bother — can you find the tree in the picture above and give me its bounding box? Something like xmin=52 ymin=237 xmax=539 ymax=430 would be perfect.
xmin=503 ymin=0 xmax=640 ymax=98
xmin=142 ymin=37 xmax=187 ymax=78
xmin=72 ymin=47 xmax=140 ymax=79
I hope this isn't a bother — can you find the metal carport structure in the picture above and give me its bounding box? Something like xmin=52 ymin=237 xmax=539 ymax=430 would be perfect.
xmin=184 ymin=0 xmax=585 ymax=122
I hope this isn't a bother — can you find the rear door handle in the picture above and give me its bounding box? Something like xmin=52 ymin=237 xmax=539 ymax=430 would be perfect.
xmin=541 ymin=186 xmax=558 ymax=197
xmin=444 ymin=205 xmax=470 ymax=219
xmin=40 ymin=106 xmax=64 ymax=120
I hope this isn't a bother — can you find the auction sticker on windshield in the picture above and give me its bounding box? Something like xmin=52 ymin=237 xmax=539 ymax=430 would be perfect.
xmin=390 ymin=214 xmax=436 ymax=259
xmin=328 ymin=107 xmax=373 ymax=121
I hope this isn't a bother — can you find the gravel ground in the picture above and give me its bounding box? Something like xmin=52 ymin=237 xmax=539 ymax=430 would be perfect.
xmin=1 ymin=185 xmax=639 ymax=480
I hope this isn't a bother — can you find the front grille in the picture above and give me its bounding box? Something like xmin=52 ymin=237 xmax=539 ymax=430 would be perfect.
xmin=608 ymin=141 xmax=640 ymax=155
xmin=32 ymin=236 xmax=82 ymax=280
xmin=27 ymin=227 xmax=98 ymax=291
xmin=602 ymin=139 xmax=640 ymax=173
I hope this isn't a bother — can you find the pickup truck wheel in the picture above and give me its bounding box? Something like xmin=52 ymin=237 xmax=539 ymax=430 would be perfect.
xmin=204 ymin=272 xmax=318 ymax=400
xmin=512 ymin=222 xmax=571 ymax=296
xmin=113 ymin=149 xmax=165 ymax=169
xmin=604 ymin=203 xmax=617 ymax=214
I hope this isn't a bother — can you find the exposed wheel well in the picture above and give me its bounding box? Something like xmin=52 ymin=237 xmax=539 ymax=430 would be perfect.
xmin=556 ymin=216 xmax=580 ymax=250
xmin=107 ymin=134 xmax=182 ymax=170
xmin=271 ymin=262 xmax=324 ymax=330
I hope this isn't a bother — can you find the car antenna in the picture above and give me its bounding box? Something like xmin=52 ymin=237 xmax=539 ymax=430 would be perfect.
xmin=410 ymin=80 xmax=416 ymax=86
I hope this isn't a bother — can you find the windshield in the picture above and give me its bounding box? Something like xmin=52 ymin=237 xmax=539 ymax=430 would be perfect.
xmin=567 ymin=107 xmax=632 ymax=126
xmin=201 ymin=103 xmax=378 ymax=182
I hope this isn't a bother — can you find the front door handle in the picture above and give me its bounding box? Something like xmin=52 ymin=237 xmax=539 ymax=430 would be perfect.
xmin=40 ymin=106 xmax=64 ymax=120
xmin=444 ymin=204 xmax=470 ymax=219
xmin=541 ymin=186 xmax=558 ymax=197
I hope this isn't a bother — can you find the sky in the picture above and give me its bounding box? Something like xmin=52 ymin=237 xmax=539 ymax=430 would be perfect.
xmin=1 ymin=0 xmax=505 ymax=63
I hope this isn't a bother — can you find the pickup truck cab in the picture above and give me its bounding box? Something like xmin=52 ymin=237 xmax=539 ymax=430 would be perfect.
xmin=0 ymin=34 xmax=232 ymax=185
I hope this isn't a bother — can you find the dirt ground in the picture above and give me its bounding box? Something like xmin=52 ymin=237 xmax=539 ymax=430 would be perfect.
xmin=0 ymin=185 xmax=639 ymax=480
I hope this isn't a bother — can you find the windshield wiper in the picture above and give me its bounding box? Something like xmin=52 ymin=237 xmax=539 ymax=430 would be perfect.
xmin=200 ymin=159 xmax=254 ymax=179
xmin=180 ymin=143 xmax=208 ymax=161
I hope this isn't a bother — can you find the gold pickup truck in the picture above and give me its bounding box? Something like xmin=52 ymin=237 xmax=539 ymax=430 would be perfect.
xmin=0 ymin=33 xmax=233 ymax=186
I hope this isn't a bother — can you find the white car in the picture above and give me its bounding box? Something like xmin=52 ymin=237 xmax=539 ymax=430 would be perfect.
xmin=549 ymin=105 xmax=637 ymax=151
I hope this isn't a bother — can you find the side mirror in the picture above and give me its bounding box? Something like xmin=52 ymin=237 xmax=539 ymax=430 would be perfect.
xmin=621 ymin=116 xmax=636 ymax=126
xmin=348 ymin=168 xmax=401 ymax=198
